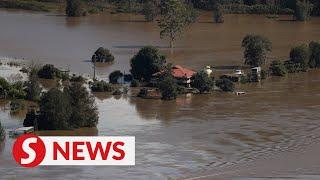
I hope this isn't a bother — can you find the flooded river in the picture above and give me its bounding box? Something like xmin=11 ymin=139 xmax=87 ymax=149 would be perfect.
xmin=1 ymin=10 xmax=320 ymax=179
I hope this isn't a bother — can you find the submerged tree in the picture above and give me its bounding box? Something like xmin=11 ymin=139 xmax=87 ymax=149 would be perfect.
xmin=242 ymin=34 xmax=272 ymax=67
xmin=215 ymin=78 xmax=234 ymax=92
xmin=158 ymin=0 xmax=198 ymax=49
xmin=191 ymin=70 xmax=214 ymax=93
xmin=0 ymin=121 xmax=5 ymax=143
xmin=109 ymin=70 xmax=123 ymax=84
xmin=269 ymin=60 xmax=287 ymax=76
xmin=38 ymin=88 xmax=72 ymax=130
xmin=159 ymin=75 xmax=178 ymax=100
xmin=143 ymin=0 xmax=160 ymax=22
xmin=130 ymin=46 xmax=166 ymax=81
xmin=294 ymin=0 xmax=313 ymax=21
xmin=290 ymin=44 xmax=310 ymax=67
xmin=25 ymin=75 xmax=42 ymax=102
xmin=66 ymin=0 xmax=83 ymax=17
xmin=213 ymin=1 xmax=224 ymax=23
xmin=66 ymin=82 xmax=99 ymax=128
xmin=308 ymin=41 xmax=320 ymax=68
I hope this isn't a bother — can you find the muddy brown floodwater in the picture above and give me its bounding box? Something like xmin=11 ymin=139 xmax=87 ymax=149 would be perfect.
xmin=1 ymin=9 xmax=320 ymax=179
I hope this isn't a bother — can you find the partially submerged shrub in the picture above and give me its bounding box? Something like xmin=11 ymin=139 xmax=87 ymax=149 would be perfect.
xmin=90 ymin=80 xmax=113 ymax=92
xmin=216 ymin=78 xmax=235 ymax=92
xmin=37 ymin=64 xmax=60 ymax=79
xmin=91 ymin=47 xmax=115 ymax=63
xmin=269 ymin=60 xmax=287 ymax=76
xmin=109 ymin=70 xmax=123 ymax=84
xmin=0 ymin=121 xmax=5 ymax=142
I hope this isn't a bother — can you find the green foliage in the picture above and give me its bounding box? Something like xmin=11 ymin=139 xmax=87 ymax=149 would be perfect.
xmin=216 ymin=78 xmax=235 ymax=92
xmin=295 ymin=0 xmax=313 ymax=21
xmin=130 ymin=46 xmax=166 ymax=81
xmin=0 ymin=77 xmax=10 ymax=91
xmin=36 ymin=83 xmax=99 ymax=130
xmin=284 ymin=60 xmax=308 ymax=73
xmin=290 ymin=44 xmax=310 ymax=66
xmin=242 ymin=34 xmax=272 ymax=67
xmin=66 ymin=82 xmax=99 ymax=128
xmin=191 ymin=70 xmax=214 ymax=93
xmin=25 ymin=77 xmax=42 ymax=101
xmin=66 ymin=0 xmax=83 ymax=17
xmin=23 ymin=109 xmax=37 ymax=127
xmin=308 ymin=41 xmax=320 ymax=68
xmin=143 ymin=0 xmax=160 ymax=21
xmin=8 ymin=82 xmax=27 ymax=99
xmin=213 ymin=3 xmax=224 ymax=23
xmin=115 ymin=0 xmax=143 ymax=13
xmin=109 ymin=70 xmax=123 ymax=84
xmin=269 ymin=60 xmax=287 ymax=76
xmin=38 ymin=88 xmax=72 ymax=130
xmin=92 ymin=47 xmax=115 ymax=63
xmin=70 ymin=75 xmax=85 ymax=83
xmin=90 ymin=80 xmax=114 ymax=92
xmin=158 ymin=75 xmax=178 ymax=100
xmin=0 ymin=121 xmax=5 ymax=142
xmin=223 ymin=4 xmax=294 ymax=14
xmin=0 ymin=0 xmax=50 ymax=12
xmin=37 ymin=64 xmax=60 ymax=79
xmin=158 ymin=0 xmax=198 ymax=48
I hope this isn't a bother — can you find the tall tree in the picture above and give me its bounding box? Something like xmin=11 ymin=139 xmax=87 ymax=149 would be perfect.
xmin=158 ymin=0 xmax=198 ymax=49
xmin=294 ymin=0 xmax=313 ymax=21
xmin=143 ymin=0 xmax=160 ymax=22
xmin=242 ymin=34 xmax=272 ymax=67
xmin=130 ymin=46 xmax=166 ymax=81
xmin=309 ymin=41 xmax=320 ymax=68
xmin=213 ymin=2 xmax=224 ymax=23
xmin=0 ymin=121 xmax=5 ymax=143
xmin=38 ymin=88 xmax=72 ymax=130
xmin=66 ymin=0 xmax=83 ymax=17
xmin=66 ymin=82 xmax=99 ymax=128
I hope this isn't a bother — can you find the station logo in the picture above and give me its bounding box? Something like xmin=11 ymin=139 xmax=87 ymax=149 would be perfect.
xmin=12 ymin=134 xmax=135 ymax=168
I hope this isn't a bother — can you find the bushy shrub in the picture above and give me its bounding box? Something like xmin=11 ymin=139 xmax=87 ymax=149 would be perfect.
xmin=90 ymin=80 xmax=113 ymax=92
xmin=109 ymin=70 xmax=123 ymax=84
xmin=66 ymin=0 xmax=83 ymax=17
xmin=91 ymin=47 xmax=115 ymax=63
xmin=269 ymin=60 xmax=287 ymax=76
xmin=70 ymin=75 xmax=85 ymax=83
xmin=130 ymin=46 xmax=166 ymax=81
xmin=216 ymin=78 xmax=235 ymax=92
xmin=191 ymin=71 xmax=214 ymax=93
xmin=37 ymin=64 xmax=60 ymax=79
xmin=159 ymin=76 xmax=178 ymax=100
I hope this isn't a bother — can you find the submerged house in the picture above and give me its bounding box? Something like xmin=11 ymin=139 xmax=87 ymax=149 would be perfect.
xmin=151 ymin=65 xmax=196 ymax=87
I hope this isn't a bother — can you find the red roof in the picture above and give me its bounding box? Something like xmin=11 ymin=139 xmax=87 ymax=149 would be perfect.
xmin=171 ymin=65 xmax=195 ymax=79
xmin=152 ymin=65 xmax=195 ymax=79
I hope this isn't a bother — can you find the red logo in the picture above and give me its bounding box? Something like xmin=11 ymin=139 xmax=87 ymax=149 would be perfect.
xmin=12 ymin=134 xmax=46 ymax=168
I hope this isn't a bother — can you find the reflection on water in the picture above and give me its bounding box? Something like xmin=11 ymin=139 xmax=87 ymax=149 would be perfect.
xmin=1 ymin=10 xmax=320 ymax=179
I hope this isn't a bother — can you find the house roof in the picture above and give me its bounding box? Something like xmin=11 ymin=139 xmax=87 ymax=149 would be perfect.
xmin=171 ymin=65 xmax=195 ymax=79
xmin=152 ymin=65 xmax=196 ymax=79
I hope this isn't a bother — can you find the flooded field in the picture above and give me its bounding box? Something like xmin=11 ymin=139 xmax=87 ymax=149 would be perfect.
xmin=1 ymin=9 xmax=320 ymax=179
